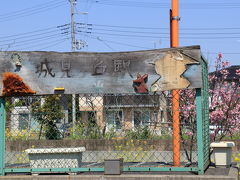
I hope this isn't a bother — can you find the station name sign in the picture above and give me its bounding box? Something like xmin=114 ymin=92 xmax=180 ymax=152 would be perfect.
xmin=0 ymin=46 xmax=203 ymax=96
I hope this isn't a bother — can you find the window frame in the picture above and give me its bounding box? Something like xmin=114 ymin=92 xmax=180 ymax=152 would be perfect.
xmin=105 ymin=109 xmax=123 ymax=130
xmin=132 ymin=109 xmax=151 ymax=128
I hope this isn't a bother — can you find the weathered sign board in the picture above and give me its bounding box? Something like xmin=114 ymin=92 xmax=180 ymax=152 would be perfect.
xmin=0 ymin=45 xmax=204 ymax=96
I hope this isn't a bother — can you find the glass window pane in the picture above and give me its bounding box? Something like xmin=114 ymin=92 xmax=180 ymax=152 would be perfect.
xmin=134 ymin=111 xmax=141 ymax=127
xmin=106 ymin=111 xmax=115 ymax=129
xmin=142 ymin=111 xmax=150 ymax=126
xmin=133 ymin=110 xmax=150 ymax=127
xmin=115 ymin=111 xmax=122 ymax=130
xmin=19 ymin=113 xmax=29 ymax=130
xmin=106 ymin=110 xmax=122 ymax=130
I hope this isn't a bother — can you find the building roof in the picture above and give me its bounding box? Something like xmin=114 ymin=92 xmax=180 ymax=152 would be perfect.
xmin=209 ymin=65 xmax=240 ymax=81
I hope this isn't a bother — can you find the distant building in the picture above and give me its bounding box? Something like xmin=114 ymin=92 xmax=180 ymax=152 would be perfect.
xmin=9 ymin=93 xmax=169 ymax=136
xmin=209 ymin=65 xmax=240 ymax=82
xmin=78 ymin=94 xmax=169 ymax=135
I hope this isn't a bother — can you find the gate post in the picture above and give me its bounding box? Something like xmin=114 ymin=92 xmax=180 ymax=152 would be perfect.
xmin=196 ymin=88 xmax=204 ymax=175
xmin=0 ymin=98 xmax=5 ymax=176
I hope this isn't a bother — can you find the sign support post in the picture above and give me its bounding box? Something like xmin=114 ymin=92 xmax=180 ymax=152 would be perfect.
xmin=171 ymin=0 xmax=181 ymax=167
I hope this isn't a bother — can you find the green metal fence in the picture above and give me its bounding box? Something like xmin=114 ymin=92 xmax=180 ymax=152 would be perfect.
xmin=0 ymin=60 xmax=210 ymax=176
xmin=201 ymin=56 xmax=210 ymax=171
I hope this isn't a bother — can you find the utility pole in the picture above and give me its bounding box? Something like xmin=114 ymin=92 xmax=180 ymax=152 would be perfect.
xmin=70 ymin=0 xmax=76 ymax=51
xmin=70 ymin=0 xmax=76 ymax=132
xmin=170 ymin=0 xmax=181 ymax=167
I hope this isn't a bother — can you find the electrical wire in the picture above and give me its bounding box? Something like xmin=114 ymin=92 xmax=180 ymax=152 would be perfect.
xmin=82 ymin=34 xmax=152 ymax=49
xmin=13 ymin=38 xmax=70 ymax=51
xmin=0 ymin=23 xmax=70 ymax=50
xmin=0 ymin=24 xmax=70 ymax=39
xmin=34 ymin=38 xmax=69 ymax=51
xmin=5 ymin=34 xmax=70 ymax=50
xmin=1 ymin=23 xmax=239 ymax=53
xmin=78 ymin=30 xmax=240 ymax=39
xmin=77 ymin=23 xmax=240 ymax=31
xmin=77 ymin=26 xmax=240 ymax=35
xmin=0 ymin=30 xmax=65 ymax=43
xmin=2 ymin=22 xmax=238 ymax=46
xmin=0 ymin=33 xmax=70 ymax=48
xmin=0 ymin=1 xmax=67 ymax=22
xmin=96 ymin=37 xmax=116 ymax=51
xmin=77 ymin=0 xmax=240 ymax=9
xmin=78 ymin=27 xmax=170 ymax=34
xmin=77 ymin=22 xmax=169 ymax=30
xmin=1 ymin=22 xmax=239 ymax=45
xmin=0 ymin=0 xmax=64 ymax=17
xmin=78 ymin=30 xmax=169 ymax=38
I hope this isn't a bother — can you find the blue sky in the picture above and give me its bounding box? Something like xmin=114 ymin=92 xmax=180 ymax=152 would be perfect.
xmin=0 ymin=0 xmax=239 ymax=70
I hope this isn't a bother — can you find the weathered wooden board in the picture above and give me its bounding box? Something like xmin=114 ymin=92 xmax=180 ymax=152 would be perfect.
xmin=0 ymin=45 xmax=203 ymax=96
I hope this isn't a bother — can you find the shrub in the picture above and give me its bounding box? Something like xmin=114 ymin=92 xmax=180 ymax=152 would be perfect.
xmin=125 ymin=126 xmax=152 ymax=139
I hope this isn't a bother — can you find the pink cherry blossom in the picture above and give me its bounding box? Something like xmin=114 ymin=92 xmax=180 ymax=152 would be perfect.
xmin=180 ymin=54 xmax=240 ymax=142
xmin=236 ymin=69 xmax=240 ymax=76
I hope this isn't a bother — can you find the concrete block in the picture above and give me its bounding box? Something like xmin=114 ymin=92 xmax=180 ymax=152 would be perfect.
xmin=25 ymin=147 xmax=85 ymax=168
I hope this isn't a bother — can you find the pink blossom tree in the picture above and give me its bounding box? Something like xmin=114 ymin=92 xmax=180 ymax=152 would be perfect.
xmin=208 ymin=53 xmax=240 ymax=141
xmin=179 ymin=53 xmax=240 ymax=163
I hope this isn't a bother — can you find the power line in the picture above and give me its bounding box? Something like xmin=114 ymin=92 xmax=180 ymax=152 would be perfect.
xmin=84 ymin=34 xmax=152 ymax=50
xmin=78 ymin=27 xmax=169 ymax=34
xmin=77 ymin=23 xmax=240 ymax=31
xmin=4 ymin=35 xmax=70 ymax=50
xmin=78 ymin=30 xmax=169 ymax=38
xmin=0 ymin=0 xmax=63 ymax=17
xmin=77 ymin=0 xmax=240 ymax=9
xmin=0 ymin=24 xmax=69 ymax=39
xmin=1 ymin=22 xmax=239 ymax=44
xmin=12 ymin=38 xmax=69 ymax=51
xmin=1 ymin=23 xmax=239 ymax=52
xmin=0 ymin=1 xmax=67 ymax=22
xmin=0 ymin=27 xmax=54 ymax=39
xmin=0 ymin=33 xmax=69 ymax=48
xmin=95 ymin=37 xmax=116 ymax=51
xmin=0 ymin=30 xmax=64 ymax=43
xmin=78 ymin=26 xmax=240 ymax=35
xmin=36 ymin=39 xmax=69 ymax=51
xmin=78 ymin=31 xmax=240 ymax=39
xmin=77 ymin=22 xmax=169 ymax=30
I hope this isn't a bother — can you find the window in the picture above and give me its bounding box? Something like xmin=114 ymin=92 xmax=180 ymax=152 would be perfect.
xmin=18 ymin=113 xmax=29 ymax=130
xmin=88 ymin=111 xmax=97 ymax=124
xmin=133 ymin=110 xmax=150 ymax=127
xmin=14 ymin=97 xmax=39 ymax=107
xmin=106 ymin=110 xmax=122 ymax=130
xmin=79 ymin=111 xmax=97 ymax=124
xmin=160 ymin=110 xmax=164 ymax=122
